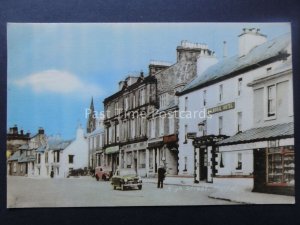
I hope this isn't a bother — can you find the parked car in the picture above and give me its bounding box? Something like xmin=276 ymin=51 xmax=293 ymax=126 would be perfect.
xmin=111 ymin=170 xmax=142 ymax=190
xmin=95 ymin=166 xmax=111 ymax=181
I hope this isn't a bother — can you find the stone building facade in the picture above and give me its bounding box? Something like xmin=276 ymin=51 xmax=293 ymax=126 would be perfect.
xmin=103 ymin=72 xmax=157 ymax=176
xmin=7 ymin=127 xmax=46 ymax=177
xmin=147 ymin=42 xmax=215 ymax=176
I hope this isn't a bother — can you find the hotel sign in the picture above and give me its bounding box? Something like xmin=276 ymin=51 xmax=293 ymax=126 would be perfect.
xmin=187 ymin=132 xmax=197 ymax=139
xmin=207 ymin=102 xmax=235 ymax=115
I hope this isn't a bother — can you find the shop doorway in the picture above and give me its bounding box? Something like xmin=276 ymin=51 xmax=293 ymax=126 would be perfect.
xmin=253 ymin=148 xmax=266 ymax=191
xmin=199 ymin=148 xmax=208 ymax=181
xmin=25 ymin=163 xmax=28 ymax=175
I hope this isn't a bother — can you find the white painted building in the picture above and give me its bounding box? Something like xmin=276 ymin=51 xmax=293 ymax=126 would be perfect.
xmin=35 ymin=126 xmax=89 ymax=178
xmin=59 ymin=126 xmax=89 ymax=178
xmin=177 ymin=28 xmax=292 ymax=184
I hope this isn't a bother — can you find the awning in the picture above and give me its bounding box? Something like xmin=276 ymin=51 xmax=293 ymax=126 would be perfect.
xmin=105 ymin=146 xmax=119 ymax=154
xmin=217 ymin=122 xmax=294 ymax=146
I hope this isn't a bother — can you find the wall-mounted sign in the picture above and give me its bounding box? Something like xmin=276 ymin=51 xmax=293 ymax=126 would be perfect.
xmin=163 ymin=134 xmax=178 ymax=143
xmin=187 ymin=132 xmax=197 ymax=139
xmin=207 ymin=102 xmax=235 ymax=115
xmin=193 ymin=135 xmax=229 ymax=147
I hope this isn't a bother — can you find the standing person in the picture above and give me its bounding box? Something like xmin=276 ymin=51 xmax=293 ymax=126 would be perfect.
xmin=157 ymin=165 xmax=166 ymax=188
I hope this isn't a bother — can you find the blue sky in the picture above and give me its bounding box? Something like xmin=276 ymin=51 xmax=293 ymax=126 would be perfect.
xmin=7 ymin=23 xmax=290 ymax=139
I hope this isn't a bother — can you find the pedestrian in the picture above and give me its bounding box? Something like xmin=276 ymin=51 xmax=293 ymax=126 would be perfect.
xmin=157 ymin=165 xmax=166 ymax=188
xmin=50 ymin=170 xmax=54 ymax=178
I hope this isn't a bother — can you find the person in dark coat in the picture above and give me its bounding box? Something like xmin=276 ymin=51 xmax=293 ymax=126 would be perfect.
xmin=157 ymin=165 xmax=166 ymax=188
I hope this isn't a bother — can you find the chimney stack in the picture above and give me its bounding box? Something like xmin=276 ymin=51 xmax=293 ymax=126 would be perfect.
xmin=176 ymin=41 xmax=208 ymax=62
xmin=238 ymin=28 xmax=267 ymax=57
xmin=38 ymin=127 xmax=44 ymax=134
xmin=148 ymin=60 xmax=172 ymax=76
xmin=12 ymin=125 xmax=18 ymax=135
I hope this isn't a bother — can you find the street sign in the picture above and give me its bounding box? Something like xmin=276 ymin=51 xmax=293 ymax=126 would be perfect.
xmin=187 ymin=132 xmax=197 ymax=139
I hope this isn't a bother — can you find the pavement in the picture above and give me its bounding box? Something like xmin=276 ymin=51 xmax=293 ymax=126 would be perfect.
xmin=143 ymin=176 xmax=295 ymax=204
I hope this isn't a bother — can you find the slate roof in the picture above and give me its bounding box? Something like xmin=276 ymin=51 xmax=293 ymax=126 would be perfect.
xmin=36 ymin=145 xmax=47 ymax=153
xmin=180 ymin=33 xmax=291 ymax=95
xmin=88 ymin=127 xmax=104 ymax=136
xmin=48 ymin=140 xmax=72 ymax=151
xmin=7 ymin=150 xmax=36 ymax=162
xmin=18 ymin=144 xmax=29 ymax=150
xmin=18 ymin=153 xmax=36 ymax=163
xmin=7 ymin=150 xmax=21 ymax=161
xmin=217 ymin=122 xmax=294 ymax=146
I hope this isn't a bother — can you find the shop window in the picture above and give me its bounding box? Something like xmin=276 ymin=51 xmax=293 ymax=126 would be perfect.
xmin=267 ymin=85 xmax=276 ymax=117
xmin=236 ymin=153 xmax=242 ymax=170
xmin=149 ymin=150 xmax=153 ymax=170
xmin=267 ymin=146 xmax=294 ymax=186
xmin=139 ymin=150 xmax=146 ymax=168
xmin=68 ymin=155 xmax=74 ymax=164
xmin=127 ymin=152 xmax=132 ymax=168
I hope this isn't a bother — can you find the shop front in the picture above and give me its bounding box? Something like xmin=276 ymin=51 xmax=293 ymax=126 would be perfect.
xmin=162 ymin=134 xmax=179 ymax=175
xmin=217 ymin=122 xmax=294 ymax=196
xmin=105 ymin=146 xmax=119 ymax=175
xmin=119 ymin=141 xmax=148 ymax=177
xmin=147 ymin=139 xmax=164 ymax=176
xmin=253 ymin=141 xmax=294 ymax=196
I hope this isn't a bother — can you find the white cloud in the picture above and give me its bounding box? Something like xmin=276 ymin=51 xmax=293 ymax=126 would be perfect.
xmin=14 ymin=70 xmax=103 ymax=98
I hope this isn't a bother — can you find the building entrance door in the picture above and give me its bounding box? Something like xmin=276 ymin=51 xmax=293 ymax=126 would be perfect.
xmin=253 ymin=148 xmax=266 ymax=192
xmin=25 ymin=163 xmax=28 ymax=175
xmin=199 ymin=148 xmax=207 ymax=181
xmin=134 ymin=158 xmax=137 ymax=174
xmin=154 ymin=149 xmax=157 ymax=173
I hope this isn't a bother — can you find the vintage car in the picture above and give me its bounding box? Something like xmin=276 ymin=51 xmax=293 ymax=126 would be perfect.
xmin=111 ymin=170 xmax=142 ymax=190
xmin=94 ymin=166 xmax=111 ymax=181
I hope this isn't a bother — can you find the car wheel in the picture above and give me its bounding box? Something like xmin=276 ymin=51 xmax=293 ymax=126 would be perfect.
xmin=95 ymin=175 xmax=99 ymax=181
xmin=138 ymin=185 xmax=142 ymax=190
